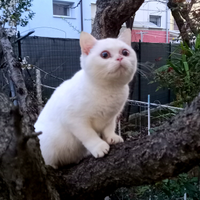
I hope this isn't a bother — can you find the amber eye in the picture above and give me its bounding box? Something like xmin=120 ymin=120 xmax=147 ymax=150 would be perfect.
xmin=100 ymin=51 xmax=110 ymax=59
xmin=122 ymin=49 xmax=129 ymax=56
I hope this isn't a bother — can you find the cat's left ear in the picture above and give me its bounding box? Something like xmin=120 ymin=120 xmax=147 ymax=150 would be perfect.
xmin=80 ymin=32 xmax=97 ymax=55
xmin=118 ymin=29 xmax=132 ymax=46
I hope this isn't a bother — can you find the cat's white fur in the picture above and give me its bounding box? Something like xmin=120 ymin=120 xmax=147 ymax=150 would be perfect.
xmin=34 ymin=29 xmax=137 ymax=168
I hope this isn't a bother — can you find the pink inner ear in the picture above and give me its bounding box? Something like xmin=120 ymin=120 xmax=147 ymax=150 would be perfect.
xmin=80 ymin=32 xmax=97 ymax=55
xmin=83 ymin=45 xmax=92 ymax=55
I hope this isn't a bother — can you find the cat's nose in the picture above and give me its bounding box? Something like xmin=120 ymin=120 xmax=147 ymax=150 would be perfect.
xmin=116 ymin=57 xmax=123 ymax=62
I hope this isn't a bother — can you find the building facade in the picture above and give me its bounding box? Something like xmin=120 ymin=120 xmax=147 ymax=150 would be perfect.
xmin=91 ymin=0 xmax=172 ymax=43
xmin=17 ymin=0 xmax=91 ymax=39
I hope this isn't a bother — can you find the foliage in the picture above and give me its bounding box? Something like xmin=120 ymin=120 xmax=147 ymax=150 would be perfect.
xmin=0 ymin=0 xmax=35 ymax=27
xmin=153 ymin=34 xmax=200 ymax=105
xmin=110 ymin=173 xmax=200 ymax=200
xmin=137 ymin=173 xmax=200 ymax=200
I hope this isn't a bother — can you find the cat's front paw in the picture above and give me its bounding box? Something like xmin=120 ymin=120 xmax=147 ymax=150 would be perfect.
xmin=104 ymin=134 xmax=124 ymax=145
xmin=90 ymin=141 xmax=110 ymax=158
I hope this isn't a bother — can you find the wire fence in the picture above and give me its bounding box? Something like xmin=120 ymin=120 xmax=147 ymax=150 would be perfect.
xmin=0 ymin=36 xmax=182 ymax=127
xmin=121 ymin=98 xmax=183 ymax=137
xmin=13 ymin=36 xmax=179 ymax=97
xmin=1 ymin=36 xmax=181 ymax=106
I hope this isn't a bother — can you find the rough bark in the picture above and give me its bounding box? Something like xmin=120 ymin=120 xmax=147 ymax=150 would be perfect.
xmin=2 ymin=91 xmax=200 ymax=199
xmin=0 ymin=27 xmax=38 ymax=123
xmin=179 ymin=0 xmax=198 ymax=36
xmin=52 ymin=93 xmax=200 ymax=199
xmin=168 ymin=0 xmax=200 ymax=45
xmin=91 ymin=0 xmax=144 ymax=39
xmin=0 ymin=93 xmax=60 ymax=200
xmin=167 ymin=0 xmax=190 ymax=45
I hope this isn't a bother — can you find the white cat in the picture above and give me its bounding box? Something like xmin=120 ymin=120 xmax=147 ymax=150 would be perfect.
xmin=34 ymin=29 xmax=137 ymax=168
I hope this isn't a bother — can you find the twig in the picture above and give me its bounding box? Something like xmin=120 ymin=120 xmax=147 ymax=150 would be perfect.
xmin=35 ymin=66 xmax=64 ymax=81
xmin=40 ymin=84 xmax=56 ymax=90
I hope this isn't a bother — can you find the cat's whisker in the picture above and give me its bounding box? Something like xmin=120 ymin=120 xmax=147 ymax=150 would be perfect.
xmin=136 ymin=69 xmax=149 ymax=79
xmin=138 ymin=62 xmax=155 ymax=71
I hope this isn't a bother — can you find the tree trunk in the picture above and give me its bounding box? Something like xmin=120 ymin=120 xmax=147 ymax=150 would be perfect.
xmin=167 ymin=0 xmax=200 ymax=45
xmin=167 ymin=0 xmax=190 ymax=45
xmin=0 ymin=26 xmax=38 ymax=123
xmin=91 ymin=0 xmax=144 ymax=39
xmin=0 ymin=93 xmax=60 ymax=200
xmin=179 ymin=0 xmax=198 ymax=36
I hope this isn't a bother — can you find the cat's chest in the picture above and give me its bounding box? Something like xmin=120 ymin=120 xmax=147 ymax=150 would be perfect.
xmin=92 ymin=87 xmax=128 ymax=118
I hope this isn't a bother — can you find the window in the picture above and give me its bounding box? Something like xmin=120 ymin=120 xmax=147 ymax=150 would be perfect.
xmin=149 ymin=15 xmax=161 ymax=27
xmin=53 ymin=1 xmax=73 ymax=17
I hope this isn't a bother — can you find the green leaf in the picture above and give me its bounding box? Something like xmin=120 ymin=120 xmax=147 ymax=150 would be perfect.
xmin=148 ymin=81 xmax=154 ymax=84
xmin=183 ymin=61 xmax=190 ymax=83
xmin=182 ymin=54 xmax=186 ymax=62
xmin=190 ymin=177 xmax=198 ymax=182
xmin=155 ymin=65 xmax=169 ymax=73
xmin=185 ymin=182 xmax=198 ymax=193
xmin=180 ymin=42 xmax=193 ymax=57
xmin=195 ymin=34 xmax=200 ymax=49
xmin=149 ymin=129 xmax=155 ymax=133
xmin=168 ymin=61 xmax=182 ymax=74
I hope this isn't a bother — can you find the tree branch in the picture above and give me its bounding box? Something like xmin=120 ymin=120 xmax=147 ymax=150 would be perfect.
xmin=179 ymin=0 xmax=199 ymax=36
xmin=0 ymin=26 xmax=38 ymax=123
xmin=51 ymin=94 xmax=200 ymax=199
xmin=167 ymin=0 xmax=190 ymax=45
xmin=92 ymin=0 xmax=144 ymax=39
xmin=2 ymin=91 xmax=200 ymax=199
xmin=0 ymin=93 xmax=60 ymax=200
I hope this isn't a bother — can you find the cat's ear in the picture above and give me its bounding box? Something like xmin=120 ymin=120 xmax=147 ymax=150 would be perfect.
xmin=118 ymin=29 xmax=132 ymax=46
xmin=80 ymin=32 xmax=97 ymax=55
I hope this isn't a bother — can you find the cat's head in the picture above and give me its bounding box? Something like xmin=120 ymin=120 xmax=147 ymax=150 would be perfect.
xmin=80 ymin=29 xmax=137 ymax=85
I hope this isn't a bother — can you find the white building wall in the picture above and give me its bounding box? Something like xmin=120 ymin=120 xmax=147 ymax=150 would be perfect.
xmin=17 ymin=0 xmax=91 ymax=39
xmin=91 ymin=0 xmax=170 ymax=30
xmin=135 ymin=1 xmax=169 ymax=29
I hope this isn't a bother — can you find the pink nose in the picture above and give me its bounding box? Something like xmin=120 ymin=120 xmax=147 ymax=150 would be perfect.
xmin=117 ymin=57 xmax=123 ymax=61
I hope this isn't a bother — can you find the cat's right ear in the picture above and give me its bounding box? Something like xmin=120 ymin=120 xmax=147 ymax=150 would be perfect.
xmin=80 ymin=32 xmax=97 ymax=55
xmin=118 ymin=29 xmax=132 ymax=46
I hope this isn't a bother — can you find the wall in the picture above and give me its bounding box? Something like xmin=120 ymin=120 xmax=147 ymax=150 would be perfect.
xmin=132 ymin=30 xmax=170 ymax=43
xmin=91 ymin=2 xmax=96 ymax=23
xmin=134 ymin=1 xmax=170 ymax=30
xmin=17 ymin=0 xmax=91 ymax=39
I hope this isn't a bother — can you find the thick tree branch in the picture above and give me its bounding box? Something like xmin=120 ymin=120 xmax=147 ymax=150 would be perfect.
xmin=51 ymin=93 xmax=200 ymax=199
xmin=2 ymin=91 xmax=200 ymax=199
xmin=0 ymin=93 xmax=60 ymax=200
xmin=0 ymin=27 xmax=37 ymax=123
xmin=92 ymin=0 xmax=144 ymax=39
xmin=167 ymin=0 xmax=190 ymax=45
xmin=179 ymin=0 xmax=199 ymax=36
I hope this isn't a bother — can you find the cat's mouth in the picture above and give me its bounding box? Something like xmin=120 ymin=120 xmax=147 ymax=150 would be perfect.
xmin=111 ymin=64 xmax=127 ymax=74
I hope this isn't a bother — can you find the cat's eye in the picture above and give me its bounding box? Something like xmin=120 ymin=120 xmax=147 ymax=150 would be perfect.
xmin=122 ymin=49 xmax=129 ymax=56
xmin=100 ymin=51 xmax=110 ymax=59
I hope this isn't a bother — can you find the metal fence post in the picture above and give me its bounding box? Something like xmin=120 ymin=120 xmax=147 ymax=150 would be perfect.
xmin=138 ymin=39 xmax=141 ymax=102
xmin=17 ymin=31 xmax=22 ymax=62
xmin=148 ymin=95 xmax=150 ymax=136
xmin=168 ymin=42 xmax=171 ymax=103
